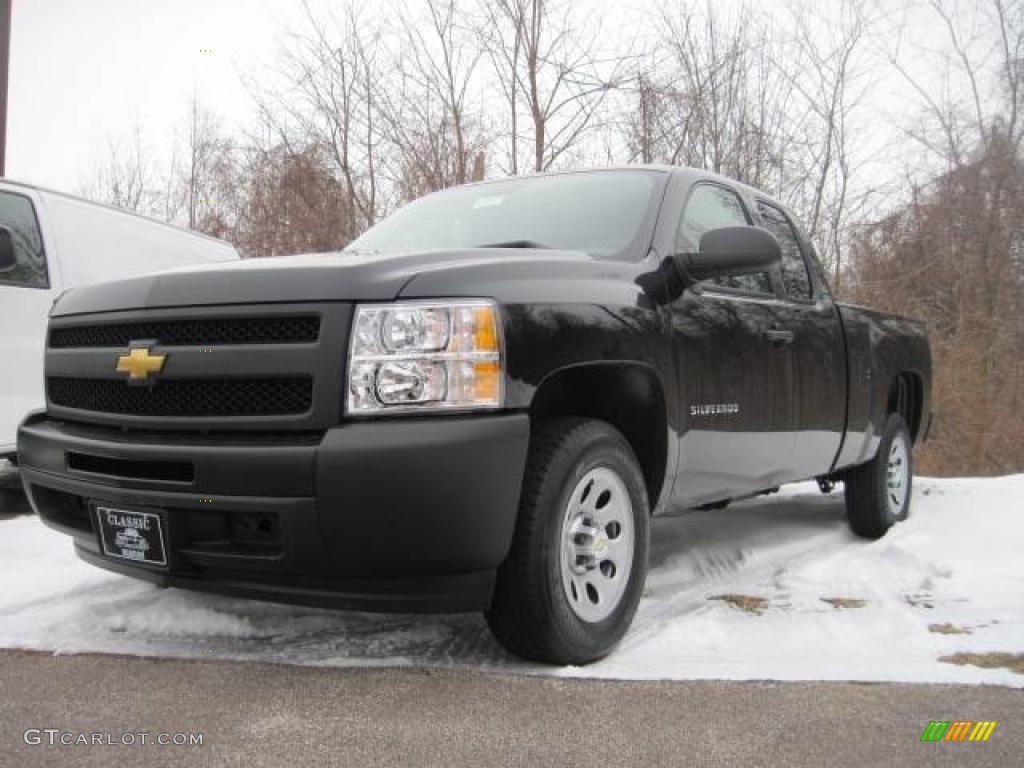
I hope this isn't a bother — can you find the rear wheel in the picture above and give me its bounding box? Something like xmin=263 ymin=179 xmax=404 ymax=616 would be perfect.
xmin=844 ymin=413 xmax=913 ymax=539
xmin=486 ymin=418 xmax=650 ymax=665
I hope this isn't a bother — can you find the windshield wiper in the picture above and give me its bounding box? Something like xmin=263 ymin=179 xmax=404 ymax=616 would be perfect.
xmin=476 ymin=239 xmax=551 ymax=249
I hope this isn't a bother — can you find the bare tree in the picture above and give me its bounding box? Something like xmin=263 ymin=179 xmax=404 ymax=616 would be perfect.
xmin=624 ymin=1 xmax=875 ymax=289
xmin=378 ymin=0 xmax=487 ymax=198
xmin=782 ymin=0 xmax=875 ymax=288
xmin=851 ymin=0 xmax=1024 ymax=475
xmin=630 ymin=74 xmax=660 ymax=165
xmin=237 ymin=141 xmax=353 ymax=257
xmin=174 ymin=97 xmax=239 ymax=237
xmin=637 ymin=4 xmax=796 ymax=185
xmin=83 ymin=122 xmax=160 ymax=214
xmin=481 ymin=0 xmax=624 ymax=173
xmin=251 ymin=1 xmax=386 ymax=237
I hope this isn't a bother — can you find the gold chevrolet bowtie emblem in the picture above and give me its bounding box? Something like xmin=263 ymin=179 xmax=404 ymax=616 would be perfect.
xmin=116 ymin=347 xmax=167 ymax=381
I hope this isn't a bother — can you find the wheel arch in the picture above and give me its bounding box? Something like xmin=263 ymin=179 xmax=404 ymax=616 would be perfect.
xmin=888 ymin=372 xmax=925 ymax=442
xmin=528 ymin=362 xmax=670 ymax=514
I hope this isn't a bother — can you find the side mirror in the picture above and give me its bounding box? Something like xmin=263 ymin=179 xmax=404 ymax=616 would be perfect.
xmin=674 ymin=226 xmax=781 ymax=284
xmin=0 ymin=227 xmax=15 ymax=272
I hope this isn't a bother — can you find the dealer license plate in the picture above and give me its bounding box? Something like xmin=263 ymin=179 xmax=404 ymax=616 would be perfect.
xmin=95 ymin=505 xmax=167 ymax=566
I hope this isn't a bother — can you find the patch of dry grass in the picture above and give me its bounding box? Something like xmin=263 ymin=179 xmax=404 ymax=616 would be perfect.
xmin=821 ymin=597 xmax=868 ymax=609
xmin=709 ymin=594 xmax=768 ymax=615
xmin=904 ymin=594 xmax=934 ymax=609
xmin=928 ymin=623 xmax=972 ymax=635
xmin=939 ymin=652 xmax=1024 ymax=675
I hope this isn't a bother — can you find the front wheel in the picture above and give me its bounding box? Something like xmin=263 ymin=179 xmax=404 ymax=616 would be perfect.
xmin=844 ymin=413 xmax=913 ymax=539
xmin=486 ymin=418 xmax=650 ymax=665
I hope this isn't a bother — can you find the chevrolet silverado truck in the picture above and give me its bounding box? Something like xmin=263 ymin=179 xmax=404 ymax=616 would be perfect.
xmin=17 ymin=167 xmax=931 ymax=664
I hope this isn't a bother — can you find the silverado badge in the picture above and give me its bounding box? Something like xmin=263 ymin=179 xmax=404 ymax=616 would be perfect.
xmin=116 ymin=346 xmax=166 ymax=382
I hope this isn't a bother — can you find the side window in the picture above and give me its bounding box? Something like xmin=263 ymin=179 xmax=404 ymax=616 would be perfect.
xmin=678 ymin=184 xmax=772 ymax=295
xmin=756 ymin=201 xmax=811 ymax=300
xmin=0 ymin=191 xmax=49 ymax=288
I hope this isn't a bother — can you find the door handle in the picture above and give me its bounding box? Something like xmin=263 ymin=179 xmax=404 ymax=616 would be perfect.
xmin=763 ymin=329 xmax=795 ymax=347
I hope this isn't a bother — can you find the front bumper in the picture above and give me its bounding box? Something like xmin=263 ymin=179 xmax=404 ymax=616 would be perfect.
xmin=17 ymin=412 xmax=529 ymax=612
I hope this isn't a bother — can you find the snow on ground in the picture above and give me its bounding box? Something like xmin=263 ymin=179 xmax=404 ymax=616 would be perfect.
xmin=0 ymin=475 xmax=1021 ymax=685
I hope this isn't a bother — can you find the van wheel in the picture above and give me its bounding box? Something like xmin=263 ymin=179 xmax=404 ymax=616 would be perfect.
xmin=486 ymin=418 xmax=650 ymax=665
xmin=844 ymin=413 xmax=913 ymax=539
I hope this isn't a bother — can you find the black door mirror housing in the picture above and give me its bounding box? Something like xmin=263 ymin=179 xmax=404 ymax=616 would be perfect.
xmin=675 ymin=226 xmax=781 ymax=284
xmin=0 ymin=226 xmax=16 ymax=272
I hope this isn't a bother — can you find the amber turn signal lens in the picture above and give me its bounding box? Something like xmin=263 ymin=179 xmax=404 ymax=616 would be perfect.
xmin=473 ymin=306 xmax=499 ymax=353
xmin=473 ymin=361 xmax=501 ymax=403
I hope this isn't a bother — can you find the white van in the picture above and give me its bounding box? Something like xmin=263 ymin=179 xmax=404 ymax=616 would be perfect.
xmin=0 ymin=180 xmax=239 ymax=460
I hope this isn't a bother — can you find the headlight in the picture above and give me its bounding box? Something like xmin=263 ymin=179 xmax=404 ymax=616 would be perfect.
xmin=347 ymin=299 xmax=502 ymax=414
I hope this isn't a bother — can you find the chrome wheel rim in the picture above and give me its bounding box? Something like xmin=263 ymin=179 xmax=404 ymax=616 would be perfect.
xmin=559 ymin=467 xmax=635 ymax=623
xmin=886 ymin=434 xmax=909 ymax=519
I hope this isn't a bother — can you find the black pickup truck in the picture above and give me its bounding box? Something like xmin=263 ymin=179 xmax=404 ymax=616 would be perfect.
xmin=18 ymin=167 xmax=931 ymax=664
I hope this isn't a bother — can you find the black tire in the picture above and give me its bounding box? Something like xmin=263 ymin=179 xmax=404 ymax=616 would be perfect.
xmin=844 ymin=413 xmax=913 ymax=539
xmin=486 ymin=418 xmax=650 ymax=665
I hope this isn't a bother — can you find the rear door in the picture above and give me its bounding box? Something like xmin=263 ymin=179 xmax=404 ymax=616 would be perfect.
xmin=0 ymin=189 xmax=56 ymax=451
xmin=752 ymin=200 xmax=846 ymax=479
xmin=668 ymin=182 xmax=797 ymax=507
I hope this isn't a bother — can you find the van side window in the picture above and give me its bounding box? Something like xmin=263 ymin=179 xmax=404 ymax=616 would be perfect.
xmin=756 ymin=201 xmax=811 ymax=300
xmin=678 ymin=184 xmax=772 ymax=295
xmin=0 ymin=192 xmax=49 ymax=288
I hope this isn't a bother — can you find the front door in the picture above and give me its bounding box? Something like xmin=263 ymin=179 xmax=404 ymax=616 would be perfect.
xmin=0 ymin=189 xmax=54 ymax=452
xmin=667 ymin=182 xmax=797 ymax=508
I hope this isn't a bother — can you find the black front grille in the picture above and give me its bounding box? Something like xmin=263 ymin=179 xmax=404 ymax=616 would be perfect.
xmin=49 ymin=316 xmax=320 ymax=348
xmin=48 ymin=377 xmax=313 ymax=417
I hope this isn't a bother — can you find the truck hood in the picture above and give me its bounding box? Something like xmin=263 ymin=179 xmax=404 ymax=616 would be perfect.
xmin=50 ymin=247 xmax=594 ymax=316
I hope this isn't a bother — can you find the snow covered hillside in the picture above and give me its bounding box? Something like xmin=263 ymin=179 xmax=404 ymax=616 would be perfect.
xmin=1 ymin=476 xmax=1021 ymax=686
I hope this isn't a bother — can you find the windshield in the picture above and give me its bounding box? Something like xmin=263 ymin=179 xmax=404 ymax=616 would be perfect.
xmin=348 ymin=170 xmax=663 ymax=259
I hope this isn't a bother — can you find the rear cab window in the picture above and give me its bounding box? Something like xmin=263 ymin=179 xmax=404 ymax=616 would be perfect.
xmin=0 ymin=191 xmax=49 ymax=289
xmin=678 ymin=184 xmax=773 ymax=296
